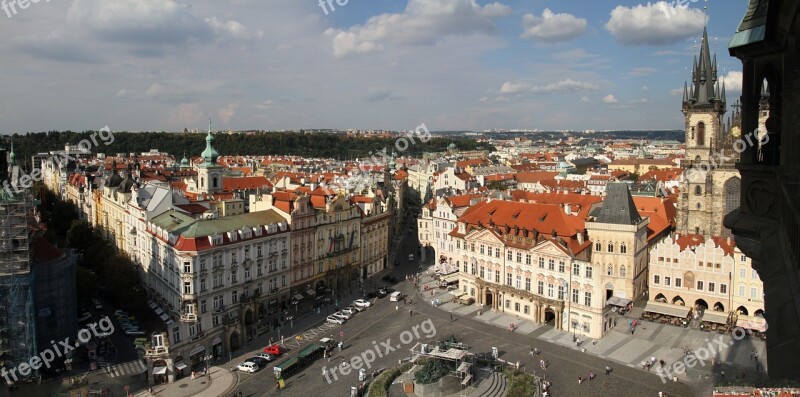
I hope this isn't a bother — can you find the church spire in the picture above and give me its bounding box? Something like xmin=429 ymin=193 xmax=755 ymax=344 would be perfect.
xmin=686 ymin=26 xmax=723 ymax=107
xmin=201 ymin=117 xmax=220 ymax=167
xmin=9 ymin=140 xmax=15 ymax=165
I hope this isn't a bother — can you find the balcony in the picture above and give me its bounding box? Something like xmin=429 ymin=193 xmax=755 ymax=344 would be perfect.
xmin=181 ymin=313 xmax=198 ymax=323
xmin=145 ymin=345 xmax=169 ymax=357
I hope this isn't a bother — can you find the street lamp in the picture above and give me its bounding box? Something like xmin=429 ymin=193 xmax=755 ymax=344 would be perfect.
xmin=204 ymin=354 xmax=213 ymax=379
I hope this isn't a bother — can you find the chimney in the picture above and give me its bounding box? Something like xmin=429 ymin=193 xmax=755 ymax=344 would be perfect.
xmin=726 ymin=236 xmax=731 ymax=245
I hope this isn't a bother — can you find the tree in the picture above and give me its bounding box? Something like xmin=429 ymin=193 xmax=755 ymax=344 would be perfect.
xmin=67 ymin=221 xmax=94 ymax=253
xmin=75 ymin=266 xmax=98 ymax=305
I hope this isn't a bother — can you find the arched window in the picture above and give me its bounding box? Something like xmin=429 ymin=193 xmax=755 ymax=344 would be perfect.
xmin=620 ymin=244 xmax=627 ymax=254
xmin=595 ymin=242 xmax=601 ymax=251
xmin=213 ymin=176 xmax=218 ymax=188
xmin=607 ymin=243 xmax=614 ymax=253
xmin=200 ymin=177 xmax=204 ymax=188
xmin=695 ymin=185 xmax=703 ymax=195
xmin=723 ymin=178 xmax=741 ymax=237
xmin=607 ymin=265 xmax=613 ymax=276
xmin=696 ymin=122 xmax=705 ymax=146
xmin=620 ymin=265 xmax=626 ymax=277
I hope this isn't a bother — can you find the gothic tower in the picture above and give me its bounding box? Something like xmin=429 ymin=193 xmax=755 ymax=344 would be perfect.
xmin=677 ymin=27 xmax=741 ymax=237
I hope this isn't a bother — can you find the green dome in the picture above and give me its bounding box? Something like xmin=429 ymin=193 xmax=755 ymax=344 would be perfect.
xmin=181 ymin=154 xmax=190 ymax=166
xmin=200 ymin=131 xmax=219 ymax=166
xmin=448 ymin=143 xmax=457 ymax=150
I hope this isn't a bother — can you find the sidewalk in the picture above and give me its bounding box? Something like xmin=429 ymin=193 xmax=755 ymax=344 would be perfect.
xmin=134 ymin=366 xmax=236 ymax=397
xmin=412 ymin=270 xmax=767 ymax=387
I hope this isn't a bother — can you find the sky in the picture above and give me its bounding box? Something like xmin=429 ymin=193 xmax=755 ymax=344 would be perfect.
xmin=0 ymin=0 xmax=747 ymax=133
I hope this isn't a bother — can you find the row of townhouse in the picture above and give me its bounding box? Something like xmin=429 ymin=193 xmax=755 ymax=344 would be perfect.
xmin=39 ymin=131 xmax=395 ymax=384
xmin=419 ymin=183 xmax=674 ymax=339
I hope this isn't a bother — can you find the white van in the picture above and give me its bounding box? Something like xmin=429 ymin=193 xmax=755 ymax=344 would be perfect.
xmin=389 ymin=291 xmax=403 ymax=302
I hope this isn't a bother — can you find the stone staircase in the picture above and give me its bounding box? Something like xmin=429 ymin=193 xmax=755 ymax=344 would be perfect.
xmin=469 ymin=371 xmax=507 ymax=397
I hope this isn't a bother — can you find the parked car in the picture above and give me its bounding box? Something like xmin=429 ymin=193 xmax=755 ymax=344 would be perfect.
xmin=332 ymin=311 xmax=352 ymax=320
xmin=249 ymin=356 xmax=268 ymax=368
xmin=341 ymin=307 xmax=357 ymax=316
xmin=237 ymin=362 xmax=259 ymax=373
xmin=348 ymin=304 xmax=364 ymax=312
xmin=326 ymin=316 xmax=345 ymax=325
xmin=353 ymin=299 xmax=372 ymax=308
xmin=263 ymin=344 xmax=282 ymax=357
xmin=253 ymin=352 xmax=274 ymax=362
xmin=376 ymin=287 xmax=389 ymax=297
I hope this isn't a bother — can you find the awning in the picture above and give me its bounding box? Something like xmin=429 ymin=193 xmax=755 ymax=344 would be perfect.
xmin=306 ymin=289 xmax=316 ymax=296
xmin=175 ymin=362 xmax=188 ymax=371
xmin=441 ymin=273 xmax=460 ymax=283
xmin=189 ymin=345 xmax=206 ymax=356
xmin=148 ymin=301 xmax=158 ymax=309
xmin=160 ymin=313 xmax=170 ymax=322
xmin=702 ymin=310 xmax=728 ymax=325
xmin=606 ymin=296 xmax=631 ymax=307
xmin=736 ymin=318 xmax=767 ymax=332
xmin=212 ymin=337 xmax=222 ymax=345
xmin=643 ymin=301 xmax=691 ymax=318
xmin=153 ymin=366 xmax=167 ymax=375
xmin=293 ymin=294 xmax=304 ymax=301
xmin=154 ymin=307 xmax=164 ymax=315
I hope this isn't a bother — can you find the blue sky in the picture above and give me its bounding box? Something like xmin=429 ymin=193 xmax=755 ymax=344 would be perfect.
xmin=0 ymin=0 xmax=747 ymax=132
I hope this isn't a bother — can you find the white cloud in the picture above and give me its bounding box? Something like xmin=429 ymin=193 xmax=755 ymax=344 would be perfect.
xmin=641 ymin=86 xmax=649 ymax=91
xmin=720 ymin=70 xmax=743 ymax=94
xmin=581 ymin=96 xmax=590 ymax=103
xmin=521 ymin=9 xmax=587 ymax=43
xmin=499 ymin=79 xmax=599 ymax=94
xmin=169 ymin=103 xmax=205 ymax=126
xmin=206 ymin=17 xmax=264 ymax=40
xmin=602 ymin=94 xmax=618 ymax=104
xmin=115 ymin=89 xmax=129 ymax=98
xmin=327 ymin=0 xmax=511 ymax=57
xmin=605 ymin=1 xmax=706 ymax=45
xmin=669 ymin=87 xmax=684 ymax=96
xmin=218 ymin=103 xmax=239 ymax=123
xmin=551 ymin=48 xmax=598 ymax=62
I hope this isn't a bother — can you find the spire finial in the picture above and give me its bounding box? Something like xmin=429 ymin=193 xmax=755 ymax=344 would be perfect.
xmin=208 ymin=117 xmax=212 ymax=134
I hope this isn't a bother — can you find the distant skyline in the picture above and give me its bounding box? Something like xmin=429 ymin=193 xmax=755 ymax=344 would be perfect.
xmin=0 ymin=0 xmax=745 ymax=133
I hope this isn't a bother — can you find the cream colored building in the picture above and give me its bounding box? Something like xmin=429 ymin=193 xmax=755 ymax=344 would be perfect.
xmin=648 ymin=234 xmax=766 ymax=331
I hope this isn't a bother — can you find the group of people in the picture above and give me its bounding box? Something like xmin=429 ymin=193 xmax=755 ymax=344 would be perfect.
xmin=642 ymin=356 xmax=663 ymax=371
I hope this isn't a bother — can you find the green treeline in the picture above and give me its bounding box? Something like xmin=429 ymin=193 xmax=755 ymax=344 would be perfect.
xmin=7 ymin=131 xmax=493 ymax=168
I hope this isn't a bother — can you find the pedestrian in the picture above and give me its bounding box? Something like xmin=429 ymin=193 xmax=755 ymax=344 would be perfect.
xmin=605 ymin=365 xmax=610 ymax=375
xmin=191 ymin=371 xmax=195 ymax=380
xmin=651 ymin=356 xmax=656 ymax=364
xmin=630 ymin=328 xmax=635 ymax=335
xmin=660 ymin=359 xmax=666 ymax=367
xmin=450 ymin=314 xmax=453 ymax=322
xmin=238 ymin=390 xmax=243 ymax=397
xmin=588 ymin=370 xmax=594 ymax=380
xmin=578 ymin=376 xmax=583 ymax=385
xmin=409 ymin=309 xmax=412 ymax=317
xmin=276 ymin=380 xmax=282 ymax=391
xmin=529 ymin=348 xmax=534 ymax=356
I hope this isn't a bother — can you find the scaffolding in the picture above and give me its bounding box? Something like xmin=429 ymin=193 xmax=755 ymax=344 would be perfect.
xmin=409 ymin=342 xmax=476 ymax=397
xmin=0 ymin=191 xmax=36 ymax=379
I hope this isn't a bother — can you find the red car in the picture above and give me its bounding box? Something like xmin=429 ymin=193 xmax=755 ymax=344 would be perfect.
xmin=263 ymin=344 xmax=283 ymax=356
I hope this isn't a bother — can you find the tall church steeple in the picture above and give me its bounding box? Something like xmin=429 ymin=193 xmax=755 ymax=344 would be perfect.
xmin=197 ymin=117 xmax=223 ymax=195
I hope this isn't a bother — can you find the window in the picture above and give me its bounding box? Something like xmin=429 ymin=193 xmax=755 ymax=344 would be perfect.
xmin=607 ymin=265 xmax=613 ymax=276
xmin=548 ymin=259 xmax=555 ymax=271
xmin=232 ymin=290 xmax=238 ymax=303
xmin=572 ymin=289 xmax=579 ymax=303
xmin=464 ymin=263 xmax=468 ymax=273
xmin=538 ymin=257 xmax=543 ymax=268
xmin=525 ymin=277 xmax=531 ymax=291
xmin=607 ymin=243 xmax=614 ymax=253
xmin=573 ymin=263 xmax=580 ymax=276
xmin=620 ymin=265 xmax=626 ymax=277
xmin=620 ymin=244 xmax=627 ymax=254
xmin=584 ymin=292 xmax=592 ymax=306
xmin=740 ymin=255 xmax=747 ymax=262
xmin=695 ymin=185 xmax=703 ymax=195
xmin=480 ymin=245 xmax=485 ymax=255
xmin=495 ymin=248 xmax=501 ymax=258
xmin=558 ymin=284 xmax=565 ymax=300
xmin=595 ymin=242 xmax=601 ymax=251
xmin=507 ymin=251 xmax=513 ymax=261
xmin=200 ymin=278 xmax=207 ymax=292
xmin=183 ymin=262 xmax=191 ymax=273
xmin=739 ymin=268 xmax=746 ymax=279
xmin=675 ymin=278 xmax=682 ymax=287
xmin=751 ymin=270 xmax=758 ymax=280
xmin=480 ymin=266 xmax=484 ymax=278
xmin=664 ymin=276 xmax=671 ymax=286
xmin=547 ymin=283 xmax=553 ymax=297
xmin=212 ymin=316 xmax=220 ymax=327
xmin=708 ymin=282 xmax=715 ymax=292
xmin=720 ymin=284 xmax=727 ymax=294
xmin=516 ymin=253 xmax=522 ymax=262
xmin=738 ymin=285 xmax=745 ymax=297
xmin=183 ymin=282 xmax=192 ymax=294
xmin=558 ymin=261 xmax=565 ymax=273
xmin=505 ymin=300 xmax=510 ymax=309
xmin=516 ymin=275 xmax=521 ymax=289
xmin=495 ymin=270 xmax=500 ymax=283
xmin=200 ymin=300 xmax=207 ymax=313
xmin=654 ymin=275 xmax=660 ymax=284
xmin=172 ymin=327 xmax=180 ymax=344
xmin=585 ymin=265 xmax=593 ymax=279
xmin=515 ymin=302 xmax=520 ymax=312
xmin=506 ymin=273 xmax=512 ymax=286
xmin=538 ymin=281 xmax=544 ymax=295
xmin=470 ymin=243 xmax=475 ymax=252
xmin=524 ymin=305 xmax=530 ymax=314
xmin=697 ymin=281 xmax=704 ymax=290
xmin=750 ymin=287 xmax=757 ymax=299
